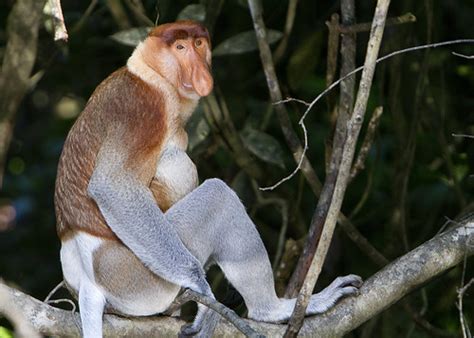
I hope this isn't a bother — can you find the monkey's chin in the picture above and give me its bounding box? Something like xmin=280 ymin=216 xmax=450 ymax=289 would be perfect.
xmin=179 ymin=87 xmax=201 ymax=100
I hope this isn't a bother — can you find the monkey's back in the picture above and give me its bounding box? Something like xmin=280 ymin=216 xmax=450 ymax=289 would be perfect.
xmin=55 ymin=68 xmax=167 ymax=240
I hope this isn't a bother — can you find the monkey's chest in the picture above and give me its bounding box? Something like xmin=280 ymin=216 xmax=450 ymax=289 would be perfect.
xmin=151 ymin=146 xmax=198 ymax=211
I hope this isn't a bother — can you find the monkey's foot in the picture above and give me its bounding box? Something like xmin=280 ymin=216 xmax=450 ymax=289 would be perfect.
xmin=307 ymin=274 xmax=363 ymax=315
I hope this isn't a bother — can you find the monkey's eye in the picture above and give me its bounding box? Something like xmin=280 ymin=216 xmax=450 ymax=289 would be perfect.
xmin=195 ymin=39 xmax=202 ymax=47
xmin=176 ymin=44 xmax=185 ymax=50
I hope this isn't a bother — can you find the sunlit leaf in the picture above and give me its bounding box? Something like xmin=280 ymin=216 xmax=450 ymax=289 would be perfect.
xmin=241 ymin=128 xmax=286 ymax=168
xmin=177 ymin=4 xmax=206 ymax=22
xmin=0 ymin=326 xmax=13 ymax=338
xmin=213 ymin=30 xmax=283 ymax=56
xmin=110 ymin=27 xmax=152 ymax=47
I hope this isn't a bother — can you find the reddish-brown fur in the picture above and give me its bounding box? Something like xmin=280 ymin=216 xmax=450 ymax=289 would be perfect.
xmin=55 ymin=69 xmax=167 ymax=240
xmin=55 ymin=21 xmax=212 ymax=241
xmin=149 ymin=20 xmax=210 ymax=47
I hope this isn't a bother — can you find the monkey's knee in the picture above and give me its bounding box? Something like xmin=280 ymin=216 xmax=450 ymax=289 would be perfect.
xmin=201 ymin=178 xmax=240 ymax=206
xmin=201 ymin=178 xmax=231 ymax=195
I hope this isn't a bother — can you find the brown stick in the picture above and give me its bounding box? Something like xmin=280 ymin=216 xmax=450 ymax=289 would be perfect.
xmin=349 ymin=106 xmax=384 ymax=181
xmin=166 ymin=289 xmax=265 ymax=338
xmin=338 ymin=12 xmax=416 ymax=34
xmin=247 ymin=0 xmax=323 ymax=197
xmin=284 ymin=0 xmax=392 ymax=336
xmin=273 ymin=0 xmax=299 ymax=65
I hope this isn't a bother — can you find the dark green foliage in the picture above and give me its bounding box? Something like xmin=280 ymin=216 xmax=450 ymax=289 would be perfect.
xmin=0 ymin=0 xmax=473 ymax=336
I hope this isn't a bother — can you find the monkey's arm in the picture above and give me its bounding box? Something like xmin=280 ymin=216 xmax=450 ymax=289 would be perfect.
xmin=87 ymin=136 xmax=212 ymax=296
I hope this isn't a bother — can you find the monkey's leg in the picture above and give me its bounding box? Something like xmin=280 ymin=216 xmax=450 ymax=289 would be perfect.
xmin=78 ymin=278 xmax=106 ymax=338
xmin=167 ymin=178 xmax=362 ymax=324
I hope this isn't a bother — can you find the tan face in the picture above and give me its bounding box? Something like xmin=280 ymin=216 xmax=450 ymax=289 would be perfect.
xmin=143 ymin=35 xmax=213 ymax=100
xmin=170 ymin=37 xmax=213 ymax=98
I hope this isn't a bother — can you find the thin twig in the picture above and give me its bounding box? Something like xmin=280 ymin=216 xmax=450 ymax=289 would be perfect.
xmin=338 ymin=12 xmax=416 ymax=34
xmin=264 ymin=39 xmax=474 ymax=191
xmin=105 ymin=0 xmax=131 ymax=29
xmin=452 ymin=52 xmax=474 ymax=59
xmin=46 ymin=298 xmax=77 ymax=313
xmin=273 ymin=0 xmax=299 ymax=64
xmin=70 ymin=0 xmax=99 ymax=34
xmin=124 ymin=0 xmax=154 ymax=27
xmin=166 ymin=289 xmax=265 ymax=338
xmin=48 ymin=0 xmax=69 ymax=42
xmin=453 ymin=133 xmax=474 ymax=139
xmin=44 ymin=280 xmax=65 ymax=302
xmin=325 ymin=13 xmax=340 ymax=89
xmin=284 ymin=1 xmax=392 ymax=336
xmin=273 ymin=97 xmax=310 ymax=107
xmin=349 ymin=106 xmax=383 ymax=181
xmin=247 ymin=0 xmax=322 ymax=196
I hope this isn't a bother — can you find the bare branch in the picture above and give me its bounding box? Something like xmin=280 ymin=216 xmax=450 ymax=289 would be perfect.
xmin=247 ymin=0 xmax=322 ymax=196
xmin=171 ymin=290 xmax=264 ymax=338
xmin=338 ymin=12 xmax=416 ymax=34
xmin=349 ymin=106 xmax=384 ymax=181
xmin=48 ymin=0 xmax=69 ymax=41
xmin=273 ymin=0 xmax=299 ymax=64
xmin=0 ymin=280 xmax=40 ymax=338
xmin=285 ymin=1 xmax=392 ymax=336
xmin=268 ymin=39 xmax=474 ymax=190
xmin=44 ymin=281 xmax=65 ymax=303
xmin=124 ymin=0 xmax=154 ymax=27
xmin=452 ymin=52 xmax=474 ymax=59
xmin=70 ymin=0 xmax=99 ymax=34
xmin=453 ymin=133 xmax=474 ymax=139
xmin=2 ymin=223 xmax=473 ymax=337
xmin=0 ymin=0 xmax=47 ymax=188
xmin=273 ymin=97 xmax=310 ymax=107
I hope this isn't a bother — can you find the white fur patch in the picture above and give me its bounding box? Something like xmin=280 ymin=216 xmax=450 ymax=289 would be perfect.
xmin=155 ymin=144 xmax=198 ymax=203
xmin=60 ymin=232 xmax=104 ymax=292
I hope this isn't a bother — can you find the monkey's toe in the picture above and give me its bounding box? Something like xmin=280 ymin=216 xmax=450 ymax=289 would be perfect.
xmin=179 ymin=323 xmax=201 ymax=337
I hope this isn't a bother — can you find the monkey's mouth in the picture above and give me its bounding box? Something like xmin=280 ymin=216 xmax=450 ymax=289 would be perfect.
xmin=183 ymin=83 xmax=193 ymax=90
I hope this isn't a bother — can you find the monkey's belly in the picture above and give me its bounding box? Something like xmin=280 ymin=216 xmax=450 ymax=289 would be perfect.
xmin=60 ymin=232 xmax=180 ymax=316
xmin=153 ymin=146 xmax=198 ymax=207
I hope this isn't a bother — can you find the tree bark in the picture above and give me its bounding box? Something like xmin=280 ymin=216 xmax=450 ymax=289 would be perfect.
xmin=0 ymin=0 xmax=46 ymax=187
xmin=2 ymin=222 xmax=472 ymax=337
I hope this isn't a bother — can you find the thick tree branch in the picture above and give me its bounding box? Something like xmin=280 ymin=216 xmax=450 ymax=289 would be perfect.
xmin=0 ymin=0 xmax=46 ymax=188
xmin=1 ymin=223 xmax=472 ymax=337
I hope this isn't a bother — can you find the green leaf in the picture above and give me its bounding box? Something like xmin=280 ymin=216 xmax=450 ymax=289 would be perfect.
xmin=241 ymin=128 xmax=286 ymax=168
xmin=177 ymin=4 xmax=206 ymax=22
xmin=213 ymin=30 xmax=283 ymax=56
xmin=110 ymin=27 xmax=152 ymax=47
xmin=0 ymin=327 xmax=13 ymax=338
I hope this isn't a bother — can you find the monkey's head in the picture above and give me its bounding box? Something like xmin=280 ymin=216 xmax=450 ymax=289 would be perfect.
xmin=142 ymin=21 xmax=213 ymax=99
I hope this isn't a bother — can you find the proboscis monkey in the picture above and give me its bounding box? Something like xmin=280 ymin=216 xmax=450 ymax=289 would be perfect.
xmin=54 ymin=20 xmax=362 ymax=337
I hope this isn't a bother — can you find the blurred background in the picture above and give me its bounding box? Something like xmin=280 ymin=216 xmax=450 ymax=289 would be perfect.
xmin=0 ymin=0 xmax=473 ymax=336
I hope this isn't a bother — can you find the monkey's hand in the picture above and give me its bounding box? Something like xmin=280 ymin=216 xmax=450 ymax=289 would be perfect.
xmin=88 ymin=136 xmax=213 ymax=299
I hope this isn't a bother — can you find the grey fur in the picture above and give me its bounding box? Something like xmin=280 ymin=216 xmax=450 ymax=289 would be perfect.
xmin=87 ymin=161 xmax=362 ymax=336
